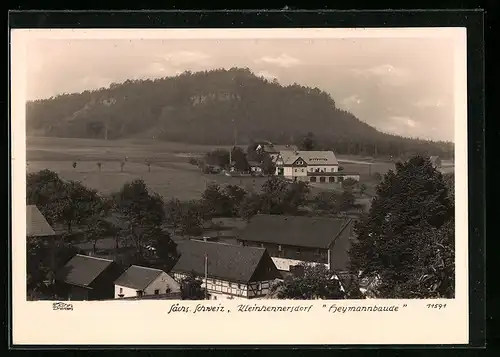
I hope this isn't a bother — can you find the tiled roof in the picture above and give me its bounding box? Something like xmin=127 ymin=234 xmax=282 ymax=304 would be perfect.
xmin=114 ymin=265 xmax=164 ymax=290
xmin=237 ymin=214 xmax=351 ymax=249
xmin=278 ymin=150 xmax=339 ymax=166
xmin=172 ymin=240 xmax=268 ymax=283
xmin=56 ymin=254 xmax=114 ymax=287
xmin=26 ymin=205 xmax=56 ymax=237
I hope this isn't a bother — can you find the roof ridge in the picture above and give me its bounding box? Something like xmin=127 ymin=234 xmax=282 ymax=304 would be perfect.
xmin=129 ymin=265 xmax=164 ymax=273
xmin=188 ymin=239 xmax=266 ymax=251
xmin=75 ymin=254 xmax=113 ymax=262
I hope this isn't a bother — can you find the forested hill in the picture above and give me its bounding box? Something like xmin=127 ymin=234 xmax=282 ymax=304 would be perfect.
xmin=26 ymin=67 xmax=453 ymax=158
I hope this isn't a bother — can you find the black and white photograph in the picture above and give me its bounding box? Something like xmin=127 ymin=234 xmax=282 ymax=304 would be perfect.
xmin=11 ymin=27 xmax=470 ymax=345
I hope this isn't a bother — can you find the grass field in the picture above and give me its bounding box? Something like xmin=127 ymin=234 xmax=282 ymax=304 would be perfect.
xmin=26 ymin=136 xmax=443 ymax=201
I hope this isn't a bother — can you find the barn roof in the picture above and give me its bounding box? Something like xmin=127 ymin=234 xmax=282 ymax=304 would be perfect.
xmin=26 ymin=205 xmax=56 ymax=237
xmin=236 ymin=214 xmax=352 ymax=249
xmin=172 ymin=240 xmax=274 ymax=283
xmin=114 ymin=265 xmax=165 ymax=290
xmin=56 ymin=254 xmax=115 ymax=287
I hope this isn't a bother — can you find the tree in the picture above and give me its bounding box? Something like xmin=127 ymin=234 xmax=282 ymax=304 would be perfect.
xmin=180 ymin=272 xmax=208 ymax=300
xmin=27 ymin=170 xmax=67 ymax=224
xmin=261 ymin=153 xmax=276 ymax=176
xmin=152 ymin=231 xmax=179 ymax=272
xmin=112 ymin=180 xmax=172 ymax=259
xmin=223 ymin=185 xmax=248 ymax=216
xmin=342 ymin=178 xmax=358 ymax=190
xmin=72 ymin=162 xmax=77 ymax=169
xmin=239 ymin=192 xmax=264 ymax=221
xmin=338 ymin=189 xmax=356 ymax=211
xmin=312 ymin=191 xmax=340 ymax=214
xmin=178 ymin=200 xmax=205 ymax=236
xmin=204 ymin=149 xmax=230 ymax=169
xmin=201 ymin=183 xmax=231 ymax=218
xmin=164 ymin=198 xmax=183 ymax=234
xmin=372 ymin=172 xmax=382 ymax=182
xmin=97 ymin=162 xmax=102 ymax=172
xmin=27 ymin=170 xmax=103 ymax=233
xmin=231 ymin=147 xmax=250 ymax=172
xmin=359 ymin=183 xmax=367 ymax=196
xmin=120 ymin=161 xmax=125 ymax=172
xmin=300 ymin=132 xmax=317 ymax=151
xmin=26 ymin=237 xmax=51 ymax=297
xmin=349 ymin=156 xmax=454 ymax=298
xmin=55 ymin=180 xmax=103 ymax=233
xmin=269 ymin=263 xmax=346 ymax=299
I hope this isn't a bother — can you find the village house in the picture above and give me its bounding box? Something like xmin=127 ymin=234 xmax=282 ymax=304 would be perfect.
xmin=171 ymin=240 xmax=282 ymax=300
xmin=114 ymin=265 xmax=181 ymax=299
xmin=248 ymin=160 xmax=263 ymax=174
xmin=55 ymin=254 xmax=125 ymax=301
xmin=274 ymin=150 xmax=360 ymax=183
xmin=430 ymin=156 xmax=442 ymax=168
xmin=236 ymin=214 xmax=355 ymax=274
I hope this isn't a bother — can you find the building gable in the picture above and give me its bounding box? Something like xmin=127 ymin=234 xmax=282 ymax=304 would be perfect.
xmin=248 ymin=251 xmax=283 ymax=282
xmin=291 ymin=157 xmax=307 ymax=167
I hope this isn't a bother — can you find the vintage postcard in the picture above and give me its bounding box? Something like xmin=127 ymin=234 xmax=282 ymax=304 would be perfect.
xmin=11 ymin=27 xmax=468 ymax=345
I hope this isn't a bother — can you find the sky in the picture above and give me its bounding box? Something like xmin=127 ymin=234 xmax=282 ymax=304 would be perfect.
xmin=26 ymin=36 xmax=457 ymax=142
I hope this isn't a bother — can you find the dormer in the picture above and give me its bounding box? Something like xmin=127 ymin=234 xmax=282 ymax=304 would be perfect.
xmin=292 ymin=157 xmax=307 ymax=167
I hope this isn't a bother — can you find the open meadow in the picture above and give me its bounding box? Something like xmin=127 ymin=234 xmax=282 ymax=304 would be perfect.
xmin=26 ymin=136 xmax=442 ymax=201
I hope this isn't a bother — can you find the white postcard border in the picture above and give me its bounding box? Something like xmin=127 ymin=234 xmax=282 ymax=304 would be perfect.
xmin=11 ymin=28 xmax=468 ymax=345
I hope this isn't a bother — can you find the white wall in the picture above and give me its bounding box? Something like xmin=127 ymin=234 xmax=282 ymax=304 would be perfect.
xmin=115 ymin=272 xmax=180 ymax=299
xmin=272 ymin=257 xmax=329 ymax=272
xmin=115 ymin=285 xmax=140 ymax=298
xmin=143 ymin=272 xmax=181 ymax=295
xmin=172 ymin=272 xmax=274 ymax=300
xmin=308 ymin=165 xmax=338 ymax=173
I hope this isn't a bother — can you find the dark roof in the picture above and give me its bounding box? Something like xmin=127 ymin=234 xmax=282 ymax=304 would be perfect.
xmin=26 ymin=205 xmax=56 ymax=237
xmin=236 ymin=214 xmax=352 ymax=249
xmin=114 ymin=265 xmax=164 ymax=290
xmin=307 ymin=172 xmax=360 ymax=176
xmin=172 ymin=240 xmax=267 ymax=283
xmin=56 ymin=254 xmax=114 ymax=287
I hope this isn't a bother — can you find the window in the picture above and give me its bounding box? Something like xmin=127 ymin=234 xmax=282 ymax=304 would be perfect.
xmin=154 ymin=289 xmax=160 ymax=295
xmin=238 ymin=283 xmax=241 ymax=289
xmin=314 ymin=249 xmax=320 ymax=256
xmin=278 ymin=245 xmax=282 ymax=251
xmin=296 ymin=248 xmax=301 ymax=255
xmin=119 ymin=287 xmax=123 ymax=294
xmin=310 ymin=177 xmax=317 ymax=182
xmin=331 ymin=168 xmax=335 ymax=172
xmin=301 ymin=168 xmax=304 ymax=172
xmin=136 ymin=291 xmax=143 ymax=297
xmin=229 ymin=282 xmax=233 ymax=288
xmin=329 ymin=177 xmax=335 ymax=183
xmin=166 ymin=287 xmax=171 ymax=294
xmin=320 ymin=176 xmax=326 ymax=183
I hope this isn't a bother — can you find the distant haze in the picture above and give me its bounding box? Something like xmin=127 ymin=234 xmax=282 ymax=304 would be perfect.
xmin=26 ymin=37 xmax=456 ymax=142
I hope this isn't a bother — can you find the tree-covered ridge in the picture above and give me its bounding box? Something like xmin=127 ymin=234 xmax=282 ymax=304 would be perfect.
xmin=26 ymin=67 xmax=454 ymax=158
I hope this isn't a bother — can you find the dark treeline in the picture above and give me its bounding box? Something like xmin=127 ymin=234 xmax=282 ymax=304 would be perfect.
xmin=26 ymin=68 xmax=454 ymax=159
